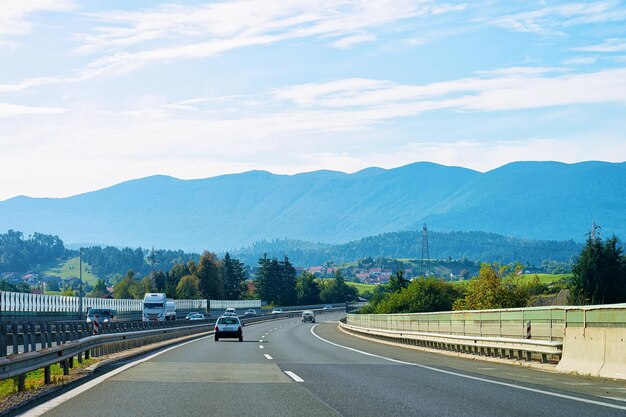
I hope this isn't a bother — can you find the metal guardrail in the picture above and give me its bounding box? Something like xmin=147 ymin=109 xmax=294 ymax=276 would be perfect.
xmin=340 ymin=320 xmax=562 ymax=363
xmin=343 ymin=304 xmax=626 ymax=364
xmin=0 ymin=306 xmax=345 ymax=393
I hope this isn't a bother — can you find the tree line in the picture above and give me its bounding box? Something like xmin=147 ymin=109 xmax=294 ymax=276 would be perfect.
xmin=361 ymin=232 xmax=625 ymax=314
xmin=0 ymin=230 xmax=65 ymax=272
xmin=229 ymin=230 xmax=582 ymax=268
xmin=256 ymin=255 xmax=359 ymax=306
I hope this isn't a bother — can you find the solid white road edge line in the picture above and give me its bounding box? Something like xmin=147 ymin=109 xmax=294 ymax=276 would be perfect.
xmin=309 ymin=324 xmax=626 ymax=412
xmin=19 ymin=334 xmax=215 ymax=417
xmin=264 ymin=354 xmax=273 ymax=360
xmin=284 ymin=371 xmax=304 ymax=382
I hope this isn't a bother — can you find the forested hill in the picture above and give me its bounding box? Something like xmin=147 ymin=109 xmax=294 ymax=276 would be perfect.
xmin=0 ymin=161 xmax=624 ymax=251
xmin=227 ymin=230 xmax=582 ymax=267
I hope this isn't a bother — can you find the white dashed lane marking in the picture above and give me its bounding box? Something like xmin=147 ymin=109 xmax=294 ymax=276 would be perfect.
xmin=264 ymin=354 xmax=273 ymax=360
xmin=284 ymin=371 xmax=303 ymax=382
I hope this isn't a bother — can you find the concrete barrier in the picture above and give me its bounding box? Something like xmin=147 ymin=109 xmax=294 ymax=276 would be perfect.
xmin=556 ymin=327 xmax=606 ymax=376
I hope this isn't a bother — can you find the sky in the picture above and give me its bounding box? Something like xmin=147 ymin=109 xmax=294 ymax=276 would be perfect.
xmin=1 ymin=0 xmax=626 ymax=201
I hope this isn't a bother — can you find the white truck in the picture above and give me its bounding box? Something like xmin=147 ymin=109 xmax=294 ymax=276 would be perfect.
xmin=143 ymin=293 xmax=176 ymax=321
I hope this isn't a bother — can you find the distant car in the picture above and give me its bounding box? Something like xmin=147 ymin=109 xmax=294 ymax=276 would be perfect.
xmin=302 ymin=310 xmax=315 ymax=323
xmin=188 ymin=313 xmax=206 ymax=321
xmin=222 ymin=307 xmax=237 ymax=316
xmin=323 ymin=305 xmax=333 ymax=310
xmin=185 ymin=312 xmax=195 ymax=320
xmin=86 ymin=308 xmax=115 ymax=323
xmin=271 ymin=308 xmax=284 ymax=314
xmin=214 ymin=316 xmax=243 ymax=341
xmin=244 ymin=309 xmax=257 ymax=317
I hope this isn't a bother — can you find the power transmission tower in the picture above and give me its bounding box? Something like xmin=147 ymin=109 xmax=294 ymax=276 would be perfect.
xmin=421 ymin=224 xmax=429 ymax=276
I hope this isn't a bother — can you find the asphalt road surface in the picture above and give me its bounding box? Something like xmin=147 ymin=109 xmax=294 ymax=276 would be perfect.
xmin=16 ymin=312 xmax=626 ymax=417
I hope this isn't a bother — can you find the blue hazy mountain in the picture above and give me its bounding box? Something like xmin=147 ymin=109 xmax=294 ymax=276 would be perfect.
xmin=0 ymin=161 xmax=623 ymax=251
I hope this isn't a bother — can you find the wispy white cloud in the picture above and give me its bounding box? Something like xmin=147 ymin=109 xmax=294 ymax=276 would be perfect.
xmin=0 ymin=0 xmax=74 ymax=40
xmin=483 ymin=2 xmax=626 ymax=36
xmin=576 ymin=37 xmax=626 ymax=52
xmin=271 ymin=67 xmax=626 ymax=114
xmin=70 ymin=0 xmax=467 ymax=77
xmin=562 ymin=56 xmax=598 ymax=65
xmin=0 ymin=103 xmax=65 ymax=117
xmin=329 ymin=33 xmax=378 ymax=49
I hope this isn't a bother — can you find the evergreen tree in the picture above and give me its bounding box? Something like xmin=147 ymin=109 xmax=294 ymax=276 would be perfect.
xmin=569 ymin=234 xmax=626 ymax=305
xmin=221 ymin=252 xmax=246 ymax=299
xmin=89 ymin=279 xmax=109 ymax=297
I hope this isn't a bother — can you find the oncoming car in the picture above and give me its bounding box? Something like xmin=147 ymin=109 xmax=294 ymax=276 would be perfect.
xmin=222 ymin=307 xmax=237 ymax=316
xmin=301 ymin=310 xmax=315 ymax=323
xmin=86 ymin=308 xmax=115 ymax=323
xmin=271 ymin=308 xmax=284 ymax=314
xmin=188 ymin=313 xmax=206 ymax=321
xmin=214 ymin=316 xmax=243 ymax=341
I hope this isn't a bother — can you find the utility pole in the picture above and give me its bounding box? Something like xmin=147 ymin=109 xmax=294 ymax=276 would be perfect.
xmin=421 ymin=224 xmax=429 ymax=276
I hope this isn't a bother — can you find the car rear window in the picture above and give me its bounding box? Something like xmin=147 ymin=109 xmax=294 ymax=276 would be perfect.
xmin=218 ymin=317 xmax=239 ymax=325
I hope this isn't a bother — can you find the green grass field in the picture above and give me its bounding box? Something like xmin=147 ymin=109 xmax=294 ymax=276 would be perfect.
xmin=451 ymin=273 xmax=571 ymax=287
xmin=42 ymin=257 xmax=100 ymax=286
xmin=347 ymin=281 xmax=378 ymax=296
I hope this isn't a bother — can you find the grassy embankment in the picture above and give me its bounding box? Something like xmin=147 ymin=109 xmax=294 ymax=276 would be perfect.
xmin=0 ymin=358 xmax=98 ymax=398
xmin=41 ymin=257 xmax=101 ymax=294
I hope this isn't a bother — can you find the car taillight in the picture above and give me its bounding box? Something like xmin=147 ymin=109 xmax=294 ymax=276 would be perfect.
xmin=237 ymin=326 xmax=242 ymax=331
xmin=214 ymin=326 xmax=219 ymax=331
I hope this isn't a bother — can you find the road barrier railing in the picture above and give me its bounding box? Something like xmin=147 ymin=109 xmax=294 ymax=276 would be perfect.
xmin=0 ymin=322 xmax=210 ymax=391
xmin=340 ymin=319 xmax=562 ymax=363
xmin=0 ymin=305 xmax=346 ymax=393
xmin=342 ymin=304 xmax=626 ymax=372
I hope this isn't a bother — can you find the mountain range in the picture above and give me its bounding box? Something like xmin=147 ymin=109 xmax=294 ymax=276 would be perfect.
xmin=0 ymin=161 xmax=624 ymax=251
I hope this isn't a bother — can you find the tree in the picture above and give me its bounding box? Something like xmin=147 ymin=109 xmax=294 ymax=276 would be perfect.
xmin=221 ymin=252 xmax=246 ymax=299
xmin=388 ymin=270 xmax=409 ymax=293
xmin=196 ymin=251 xmax=223 ymax=300
xmin=46 ymin=281 xmax=60 ymax=292
xmin=320 ymin=270 xmax=358 ymax=303
xmin=166 ymin=263 xmax=191 ymax=298
xmin=296 ymin=271 xmax=321 ymax=305
xmin=89 ymin=279 xmax=109 ymax=297
xmin=569 ymin=234 xmax=626 ymax=305
xmin=363 ymin=277 xmax=461 ymax=314
xmin=134 ymin=275 xmax=156 ymax=298
xmin=152 ymin=271 xmax=167 ymax=293
xmin=452 ymin=263 xmax=530 ymax=310
xmin=176 ymin=275 xmax=202 ymax=299
xmin=255 ymin=255 xmax=298 ymax=306
xmin=113 ymin=270 xmax=138 ymax=299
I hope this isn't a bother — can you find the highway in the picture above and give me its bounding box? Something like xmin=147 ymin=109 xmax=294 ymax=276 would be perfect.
xmin=16 ymin=312 xmax=626 ymax=417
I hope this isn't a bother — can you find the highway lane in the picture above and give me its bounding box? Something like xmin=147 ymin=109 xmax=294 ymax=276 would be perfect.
xmin=18 ymin=312 xmax=626 ymax=417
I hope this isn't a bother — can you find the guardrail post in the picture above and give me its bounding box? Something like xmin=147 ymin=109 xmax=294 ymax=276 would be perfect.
xmin=0 ymin=322 xmax=7 ymax=357
xmin=44 ymin=365 xmax=51 ymax=384
xmin=85 ymin=348 xmax=90 ymax=360
xmin=78 ymin=349 xmax=83 ymax=364
xmin=63 ymin=358 xmax=70 ymax=375
xmin=54 ymin=321 xmax=61 ymax=346
xmin=18 ymin=374 xmax=26 ymax=391
xmin=23 ymin=323 xmax=30 ymax=353
xmin=30 ymin=322 xmax=37 ymax=352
